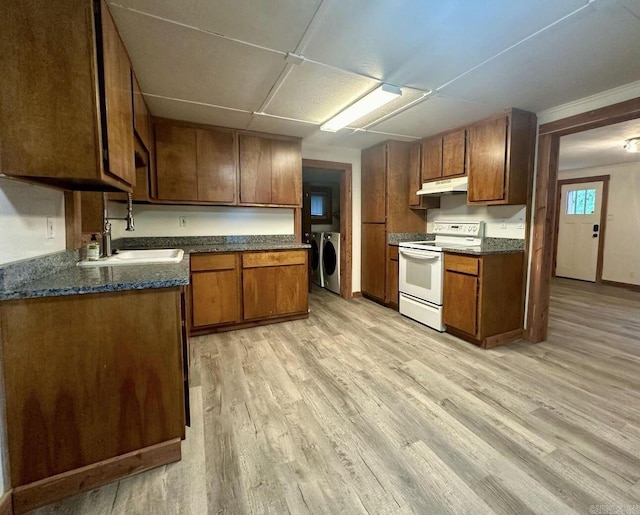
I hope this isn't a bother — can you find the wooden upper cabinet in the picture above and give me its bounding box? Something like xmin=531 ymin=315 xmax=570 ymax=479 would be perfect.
xmin=421 ymin=137 xmax=443 ymax=182
xmin=0 ymin=0 xmax=135 ymax=191
xmin=196 ymin=129 xmax=236 ymax=204
xmin=361 ymin=144 xmax=387 ymax=223
xmin=467 ymin=116 xmax=507 ymax=203
xmin=132 ymin=73 xmax=151 ymax=151
xmin=271 ymin=139 xmax=302 ymax=206
xmin=239 ymin=135 xmax=302 ymax=206
xmin=155 ymin=124 xmax=198 ymax=201
xmin=154 ymin=122 xmax=238 ymax=204
xmin=442 ymin=129 xmax=466 ymax=177
xmin=467 ymin=109 xmax=536 ymax=205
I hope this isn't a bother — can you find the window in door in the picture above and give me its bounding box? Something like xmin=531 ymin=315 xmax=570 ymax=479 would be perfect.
xmin=310 ymin=186 xmax=332 ymax=224
xmin=566 ymin=188 xmax=597 ymax=215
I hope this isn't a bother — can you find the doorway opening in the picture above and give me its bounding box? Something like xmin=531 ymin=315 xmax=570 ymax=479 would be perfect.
xmin=299 ymin=159 xmax=352 ymax=300
xmin=527 ymin=97 xmax=640 ymax=343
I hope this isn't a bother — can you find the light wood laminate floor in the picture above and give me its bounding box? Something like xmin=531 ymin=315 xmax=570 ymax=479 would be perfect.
xmin=30 ymin=279 xmax=640 ymax=514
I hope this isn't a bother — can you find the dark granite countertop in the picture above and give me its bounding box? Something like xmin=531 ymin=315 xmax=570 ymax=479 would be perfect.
xmin=392 ymin=237 xmax=525 ymax=255
xmin=0 ymin=235 xmax=310 ymax=301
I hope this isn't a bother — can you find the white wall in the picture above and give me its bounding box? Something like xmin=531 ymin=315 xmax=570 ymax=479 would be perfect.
xmin=0 ymin=178 xmax=66 ymax=265
xmin=109 ymin=202 xmax=294 ymax=238
xmin=302 ymin=144 xmax=362 ymax=292
xmin=427 ymin=195 xmax=526 ymax=239
xmin=558 ymin=162 xmax=640 ymax=285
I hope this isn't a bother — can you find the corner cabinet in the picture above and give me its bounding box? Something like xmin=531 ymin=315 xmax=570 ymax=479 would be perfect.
xmin=0 ymin=0 xmax=135 ymax=191
xmin=239 ymin=135 xmax=302 ymax=207
xmin=467 ymin=109 xmax=536 ymax=205
xmin=443 ymin=252 xmax=525 ymax=348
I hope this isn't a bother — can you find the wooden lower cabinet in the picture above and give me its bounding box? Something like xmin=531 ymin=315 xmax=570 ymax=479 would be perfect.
xmin=190 ymin=250 xmax=309 ymax=334
xmin=190 ymin=253 xmax=240 ymax=327
xmin=361 ymin=223 xmax=386 ymax=302
xmin=0 ymin=288 xmax=185 ymax=512
xmin=385 ymin=245 xmax=399 ymax=309
xmin=443 ymin=252 xmax=524 ymax=348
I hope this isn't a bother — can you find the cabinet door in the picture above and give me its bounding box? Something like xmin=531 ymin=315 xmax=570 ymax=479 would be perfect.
xmin=271 ymin=139 xmax=302 ymax=206
xmin=243 ymin=268 xmax=277 ymax=319
xmin=385 ymin=255 xmax=399 ymax=307
xmin=196 ymin=129 xmax=236 ymax=203
xmin=191 ymin=269 xmax=240 ymax=327
xmin=442 ymin=129 xmax=466 ymax=177
xmin=239 ymin=135 xmax=272 ymax=204
xmin=100 ymin=0 xmax=135 ymax=186
xmin=408 ymin=141 xmax=422 ymax=207
xmin=361 ymin=144 xmax=387 ymax=223
xmin=155 ymin=125 xmax=198 ymax=200
xmin=361 ymin=223 xmax=386 ymax=301
xmin=132 ymin=73 xmax=150 ymax=151
xmin=275 ymin=264 xmax=308 ymax=315
xmin=468 ymin=117 xmax=507 ymax=202
xmin=421 ymin=137 xmax=442 ymax=182
xmin=443 ymin=270 xmax=478 ymax=336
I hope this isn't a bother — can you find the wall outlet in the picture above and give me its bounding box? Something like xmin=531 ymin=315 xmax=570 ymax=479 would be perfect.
xmin=46 ymin=217 xmax=55 ymax=239
xmin=179 ymin=216 xmax=187 ymax=227
xmin=517 ymin=223 xmax=525 ymax=229
xmin=500 ymin=222 xmax=507 ymax=229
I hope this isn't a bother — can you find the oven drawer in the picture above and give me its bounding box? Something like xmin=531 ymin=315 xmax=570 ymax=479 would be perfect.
xmin=444 ymin=254 xmax=479 ymax=276
xmin=399 ymin=293 xmax=444 ymax=332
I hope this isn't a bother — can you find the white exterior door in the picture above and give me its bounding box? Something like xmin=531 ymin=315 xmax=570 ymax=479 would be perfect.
xmin=556 ymin=181 xmax=604 ymax=282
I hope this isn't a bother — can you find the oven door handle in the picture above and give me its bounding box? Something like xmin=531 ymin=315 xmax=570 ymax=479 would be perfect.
xmin=399 ymin=249 xmax=441 ymax=260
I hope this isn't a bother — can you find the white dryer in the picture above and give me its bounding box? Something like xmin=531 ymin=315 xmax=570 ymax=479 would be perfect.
xmin=310 ymin=232 xmax=324 ymax=287
xmin=322 ymin=232 xmax=340 ymax=294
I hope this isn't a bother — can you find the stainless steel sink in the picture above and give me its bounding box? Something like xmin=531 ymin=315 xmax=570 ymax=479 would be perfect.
xmin=77 ymin=249 xmax=184 ymax=267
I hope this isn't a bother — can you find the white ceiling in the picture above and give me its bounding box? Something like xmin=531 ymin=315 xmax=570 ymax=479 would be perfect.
xmin=559 ymin=118 xmax=640 ymax=170
xmin=108 ymin=0 xmax=640 ymax=152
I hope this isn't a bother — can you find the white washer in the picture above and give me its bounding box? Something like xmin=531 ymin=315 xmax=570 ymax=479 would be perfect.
xmin=310 ymin=232 xmax=324 ymax=287
xmin=322 ymin=232 xmax=340 ymax=294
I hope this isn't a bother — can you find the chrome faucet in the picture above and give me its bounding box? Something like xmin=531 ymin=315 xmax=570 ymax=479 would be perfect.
xmin=102 ymin=192 xmax=135 ymax=257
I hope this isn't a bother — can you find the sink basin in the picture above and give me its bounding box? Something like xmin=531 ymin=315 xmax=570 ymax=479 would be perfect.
xmin=77 ymin=249 xmax=184 ymax=267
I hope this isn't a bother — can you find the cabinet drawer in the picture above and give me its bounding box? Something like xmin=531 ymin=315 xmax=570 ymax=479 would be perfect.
xmin=191 ymin=253 xmax=236 ymax=272
xmin=243 ymin=250 xmax=306 ymax=268
xmin=388 ymin=245 xmax=399 ymax=261
xmin=445 ymin=254 xmax=479 ymax=276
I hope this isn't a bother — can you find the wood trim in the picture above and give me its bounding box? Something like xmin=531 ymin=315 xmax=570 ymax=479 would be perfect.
xmin=552 ymin=175 xmax=609 ymax=280
xmin=302 ymin=158 xmax=353 ymax=300
xmin=600 ymin=279 xmax=640 ymax=292
xmin=64 ymin=191 xmax=83 ymax=250
xmin=0 ymin=491 xmax=13 ymax=515
xmin=483 ymin=328 xmax=524 ymax=349
xmin=12 ymin=439 xmax=181 ymax=514
xmin=189 ymin=312 xmax=309 ymax=336
xmin=352 ymin=291 xmax=363 ymax=298
xmin=526 ymin=96 xmax=640 ymax=343
xmin=294 ymin=208 xmax=302 ymax=243
xmin=539 ymin=97 xmax=640 ymax=136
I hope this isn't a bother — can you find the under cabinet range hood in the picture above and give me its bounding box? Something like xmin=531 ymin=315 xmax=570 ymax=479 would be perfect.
xmin=416 ymin=176 xmax=468 ymax=196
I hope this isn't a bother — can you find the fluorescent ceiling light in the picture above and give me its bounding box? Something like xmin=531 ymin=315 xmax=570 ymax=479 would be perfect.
xmin=623 ymin=137 xmax=640 ymax=153
xmin=321 ymin=83 xmax=402 ymax=132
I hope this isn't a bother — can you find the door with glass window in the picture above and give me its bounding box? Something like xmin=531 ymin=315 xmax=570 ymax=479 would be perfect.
xmin=556 ymin=180 xmax=605 ymax=282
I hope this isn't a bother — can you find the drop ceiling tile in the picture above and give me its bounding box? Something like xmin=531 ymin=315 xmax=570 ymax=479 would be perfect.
xmin=109 ymin=6 xmax=286 ymax=111
xmin=265 ymin=63 xmax=378 ymax=124
xmin=145 ymin=96 xmax=253 ymax=129
xmin=245 ymin=116 xmax=318 ymax=138
xmin=439 ymin=2 xmax=640 ymax=112
xmin=107 ymin=0 xmax=321 ymax=52
xmin=371 ymin=96 xmax=498 ymax=138
xmin=302 ymin=0 xmax=588 ymax=89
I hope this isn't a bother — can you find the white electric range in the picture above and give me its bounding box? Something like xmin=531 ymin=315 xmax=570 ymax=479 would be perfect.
xmin=399 ymin=221 xmax=484 ymax=331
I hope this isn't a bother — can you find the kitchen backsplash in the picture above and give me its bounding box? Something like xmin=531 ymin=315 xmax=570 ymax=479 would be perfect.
xmin=426 ymin=194 xmax=526 ymax=239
